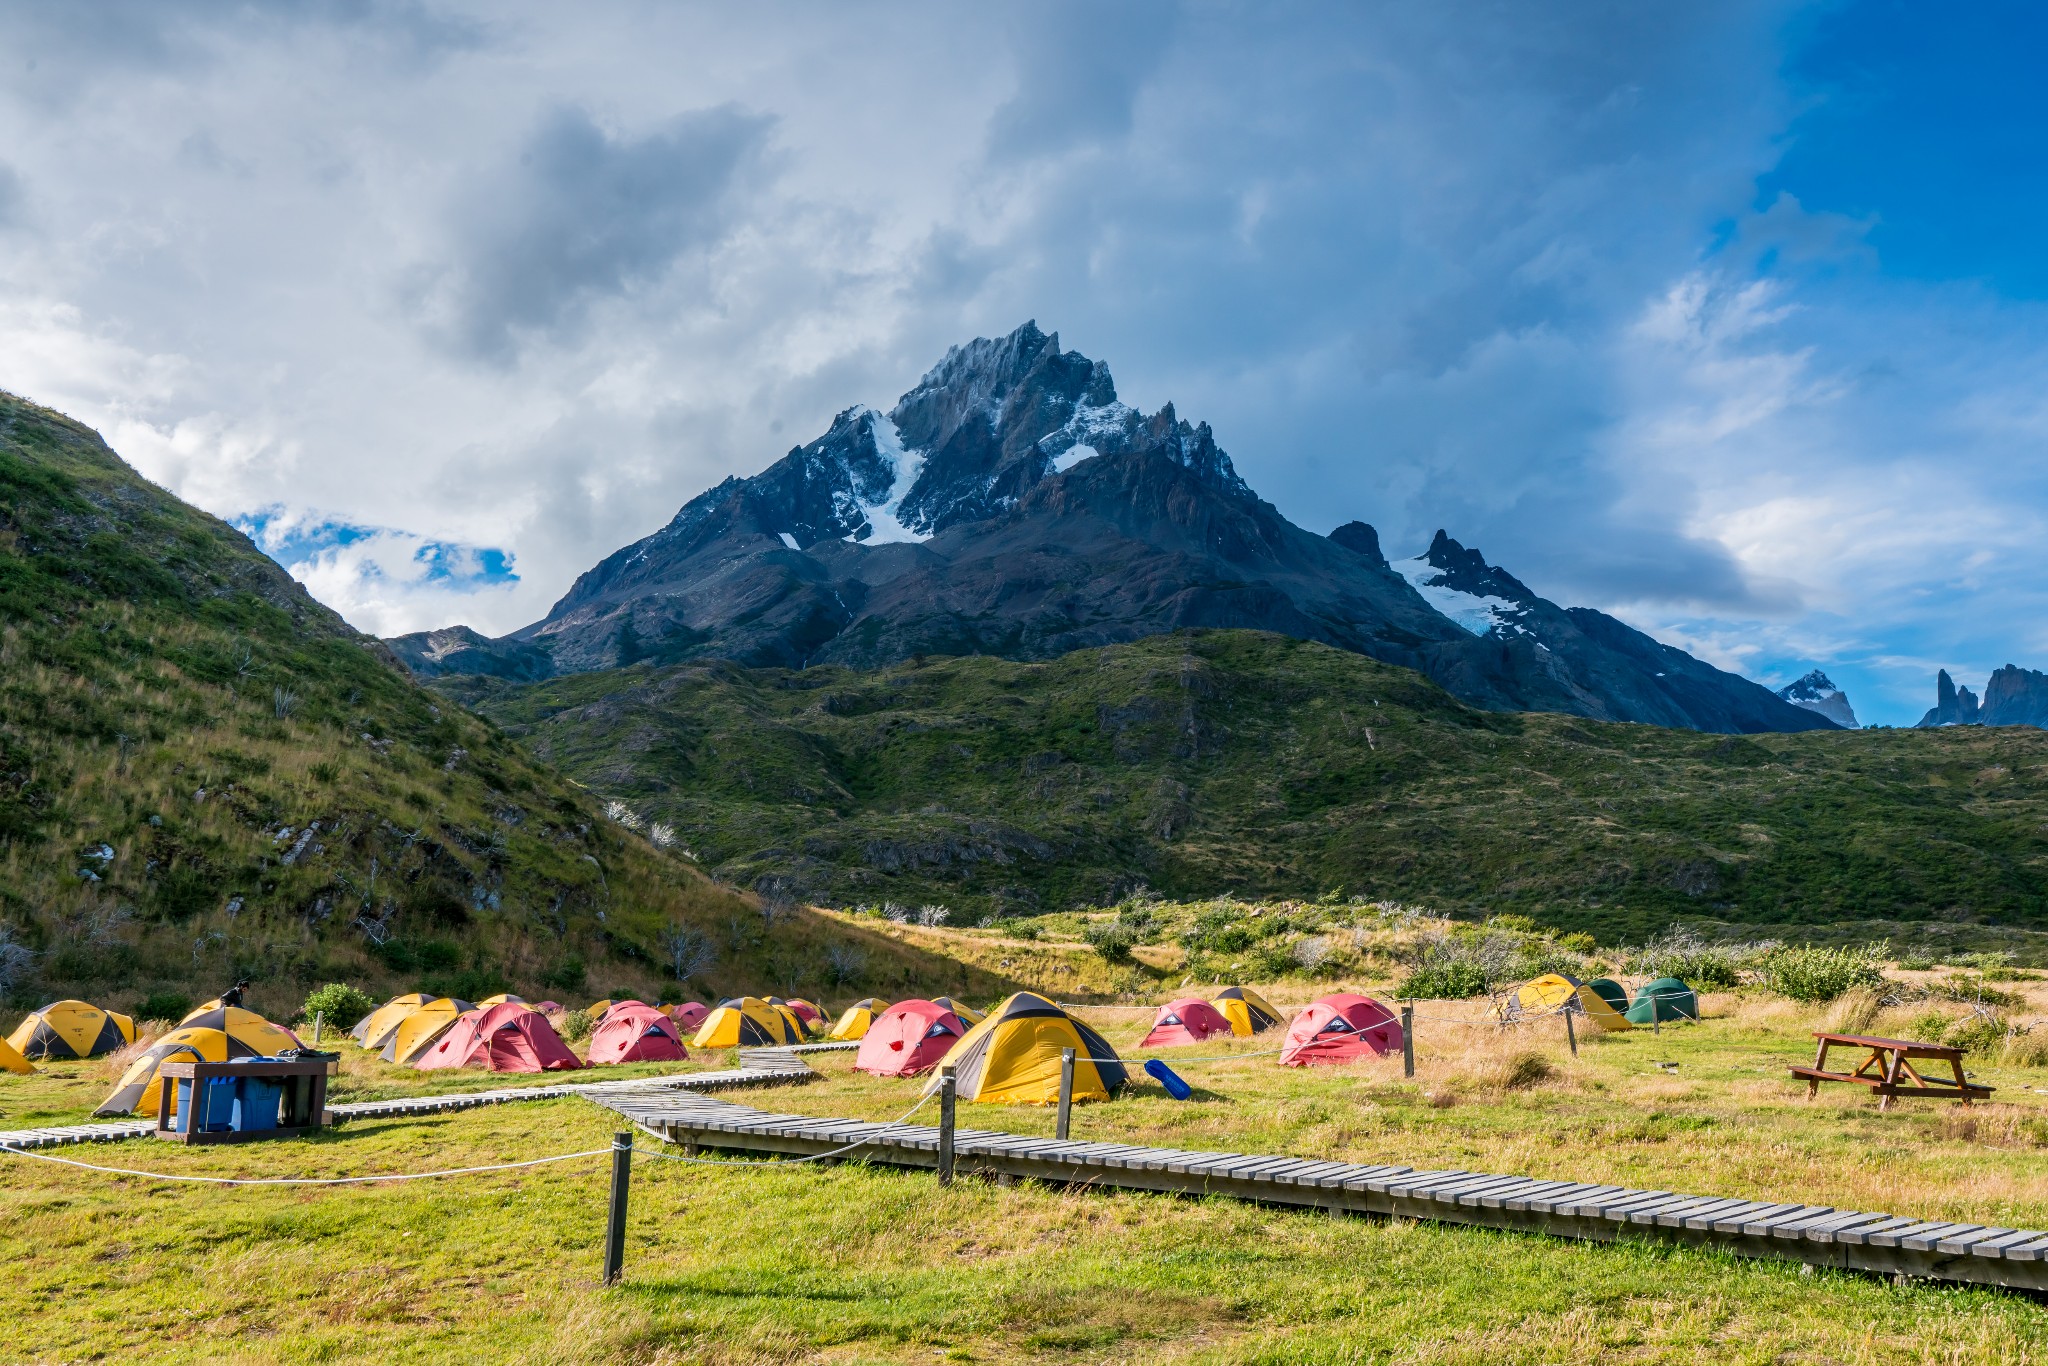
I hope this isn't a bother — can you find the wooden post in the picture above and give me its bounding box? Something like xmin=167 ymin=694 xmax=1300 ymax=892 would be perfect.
xmin=603 ymin=1131 xmax=631 ymax=1285
xmin=1056 ymin=1048 xmax=1075 ymax=1141
xmin=1401 ymin=1003 xmax=1415 ymax=1079
xmin=312 ymin=1010 xmax=323 ymax=1046
xmin=937 ymin=1066 xmax=956 ymax=1187
xmin=1564 ymin=1009 xmax=1577 ymax=1058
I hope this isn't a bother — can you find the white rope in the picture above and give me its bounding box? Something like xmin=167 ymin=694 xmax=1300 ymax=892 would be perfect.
xmin=0 ymin=1142 xmax=611 ymax=1187
xmin=631 ymin=1091 xmax=935 ymax=1166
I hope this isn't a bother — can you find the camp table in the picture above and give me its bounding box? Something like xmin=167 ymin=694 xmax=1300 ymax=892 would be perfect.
xmin=1790 ymin=1032 xmax=1993 ymax=1112
xmin=154 ymin=1057 xmax=335 ymax=1144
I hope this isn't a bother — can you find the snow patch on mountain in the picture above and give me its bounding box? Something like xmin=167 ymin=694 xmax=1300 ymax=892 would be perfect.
xmin=1776 ymin=669 xmax=1859 ymax=728
xmin=1389 ymin=556 xmax=1527 ymax=638
xmin=778 ymin=532 xmax=800 ymax=551
xmin=848 ymin=409 xmax=930 ymax=545
xmin=1052 ymin=443 xmax=1100 ymax=472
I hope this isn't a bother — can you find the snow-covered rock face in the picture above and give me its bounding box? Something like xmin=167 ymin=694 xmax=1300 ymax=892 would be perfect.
xmin=1390 ymin=530 xmax=1536 ymax=639
xmin=843 ymin=409 xmax=929 ymax=545
xmin=1777 ymin=669 xmax=1860 ymax=729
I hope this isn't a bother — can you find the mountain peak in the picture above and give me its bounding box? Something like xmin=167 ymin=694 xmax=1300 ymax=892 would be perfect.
xmin=1918 ymin=667 xmax=1982 ymax=727
xmin=1387 ymin=531 xmax=1537 ymax=638
xmin=1777 ymin=668 xmax=1859 ymax=728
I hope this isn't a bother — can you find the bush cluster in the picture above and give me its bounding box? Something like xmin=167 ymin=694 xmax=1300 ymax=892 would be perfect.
xmin=1623 ymin=928 xmax=1775 ymax=991
xmin=300 ymin=982 xmax=376 ymax=1031
xmin=1757 ymin=943 xmax=1888 ymax=1003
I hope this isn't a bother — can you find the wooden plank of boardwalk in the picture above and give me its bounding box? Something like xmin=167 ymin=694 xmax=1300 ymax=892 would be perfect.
xmin=594 ymin=1087 xmax=2048 ymax=1291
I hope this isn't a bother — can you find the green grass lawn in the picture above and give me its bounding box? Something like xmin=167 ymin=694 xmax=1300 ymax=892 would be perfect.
xmin=8 ymin=990 xmax=2048 ymax=1361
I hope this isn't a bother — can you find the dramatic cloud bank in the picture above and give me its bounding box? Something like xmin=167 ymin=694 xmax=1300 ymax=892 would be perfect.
xmin=1 ymin=1 xmax=2043 ymax=722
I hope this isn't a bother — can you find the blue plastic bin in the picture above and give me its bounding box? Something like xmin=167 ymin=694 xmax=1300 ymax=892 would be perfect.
xmin=230 ymin=1075 xmax=283 ymax=1131
xmin=173 ymin=1076 xmax=239 ymax=1133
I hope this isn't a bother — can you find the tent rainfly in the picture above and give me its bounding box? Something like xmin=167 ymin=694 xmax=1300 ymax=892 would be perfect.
xmin=6 ymin=1000 xmax=137 ymax=1060
xmin=1279 ymin=993 xmax=1403 ymax=1067
xmin=378 ymin=997 xmax=475 ymax=1065
xmin=692 ymin=997 xmax=800 ymax=1048
xmin=927 ymin=992 xmax=1127 ymax=1104
xmin=665 ymin=1002 xmax=710 ymax=1033
xmin=1212 ymin=986 xmax=1284 ymax=1037
xmin=828 ymin=999 xmax=884 ymax=1041
xmin=415 ymin=1003 xmax=583 ymax=1072
xmin=95 ymin=1008 xmax=301 ymax=1116
xmin=352 ymin=993 xmax=434 ymax=1050
xmin=587 ymin=1003 xmax=688 ymax=1064
xmin=1576 ymin=978 xmax=1633 ymax=1031
xmin=1141 ymin=997 xmax=1234 ymax=1048
xmin=931 ymin=997 xmax=986 ymax=1026
xmin=1625 ymin=977 xmax=1699 ymax=1025
xmin=854 ymin=1000 xmax=966 ymax=1078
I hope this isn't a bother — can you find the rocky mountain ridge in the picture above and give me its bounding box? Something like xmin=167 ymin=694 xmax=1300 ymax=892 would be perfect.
xmin=1918 ymin=664 xmax=2048 ymax=729
xmin=1777 ymin=670 xmax=1859 ymax=729
xmin=390 ymin=322 xmax=1833 ymax=735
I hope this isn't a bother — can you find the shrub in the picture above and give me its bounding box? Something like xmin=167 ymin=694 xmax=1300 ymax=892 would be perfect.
xmin=1248 ymin=940 xmax=1298 ymax=980
xmin=1557 ymin=932 xmax=1597 ymax=955
xmin=1945 ymin=1012 xmax=2010 ymax=1056
xmin=135 ymin=990 xmax=192 ymax=1023
xmin=300 ymin=982 xmax=376 ymax=1031
xmin=1926 ymin=974 xmax=2024 ymax=1008
xmin=1398 ymin=957 xmax=1491 ymax=1000
xmin=557 ymin=1009 xmax=593 ymax=1042
xmin=2001 ymin=1028 xmax=2048 ymax=1069
xmin=1759 ymin=944 xmax=1888 ymax=1003
xmin=1086 ymin=921 xmax=1137 ymax=964
xmin=1820 ymin=985 xmax=1884 ymax=1035
xmin=1624 ymin=928 xmax=1771 ymax=991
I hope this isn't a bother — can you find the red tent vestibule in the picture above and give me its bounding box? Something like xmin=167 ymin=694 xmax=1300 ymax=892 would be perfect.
xmin=854 ymin=1000 xmax=967 ymax=1078
xmin=1141 ymin=997 xmax=1234 ymax=1048
xmin=666 ymin=1002 xmax=709 ymax=1033
xmin=415 ymin=1003 xmax=584 ymax=1072
xmin=1279 ymin=993 xmax=1403 ymax=1067
xmin=588 ymin=1003 xmax=689 ymax=1064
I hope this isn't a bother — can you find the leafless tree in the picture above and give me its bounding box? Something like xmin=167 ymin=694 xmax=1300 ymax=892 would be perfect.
xmin=660 ymin=926 xmax=718 ymax=985
xmin=824 ymin=943 xmax=868 ymax=986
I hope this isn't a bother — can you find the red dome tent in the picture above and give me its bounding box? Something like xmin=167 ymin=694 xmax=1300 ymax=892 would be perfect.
xmin=666 ymin=1002 xmax=709 ymax=1033
xmin=588 ymin=1003 xmax=689 ymax=1065
xmin=854 ymin=1000 xmax=968 ymax=1078
xmin=415 ymin=1003 xmax=584 ymax=1073
xmin=1279 ymin=993 xmax=1403 ymax=1067
xmin=1141 ymin=997 xmax=1234 ymax=1048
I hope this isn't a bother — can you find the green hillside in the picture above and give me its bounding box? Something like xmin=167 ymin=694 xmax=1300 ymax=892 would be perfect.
xmin=441 ymin=630 xmax=2048 ymax=945
xmin=0 ymin=392 xmax=1003 ymax=1017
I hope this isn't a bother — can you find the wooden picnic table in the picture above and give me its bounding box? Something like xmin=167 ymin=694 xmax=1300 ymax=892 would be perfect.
xmin=1791 ymin=1031 xmax=1993 ymax=1112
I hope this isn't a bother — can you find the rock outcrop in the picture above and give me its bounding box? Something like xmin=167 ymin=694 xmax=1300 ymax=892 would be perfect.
xmin=1979 ymin=665 xmax=2048 ymax=728
xmin=1917 ymin=668 xmax=1982 ymax=727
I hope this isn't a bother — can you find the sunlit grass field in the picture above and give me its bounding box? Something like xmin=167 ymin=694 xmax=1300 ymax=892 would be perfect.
xmin=8 ymin=987 xmax=2048 ymax=1362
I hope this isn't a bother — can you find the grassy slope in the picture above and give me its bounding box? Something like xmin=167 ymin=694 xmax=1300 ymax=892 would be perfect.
xmin=443 ymin=631 xmax=2048 ymax=943
xmin=0 ymin=392 xmax=1012 ymax=1017
xmin=9 ymin=988 xmax=2048 ymax=1361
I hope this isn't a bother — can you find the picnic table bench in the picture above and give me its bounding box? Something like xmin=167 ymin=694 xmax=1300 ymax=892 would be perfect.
xmin=1791 ymin=1031 xmax=1993 ymax=1112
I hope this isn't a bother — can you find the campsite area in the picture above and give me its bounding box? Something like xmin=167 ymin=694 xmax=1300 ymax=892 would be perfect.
xmin=8 ymin=956 xmax=2048 ymax=1363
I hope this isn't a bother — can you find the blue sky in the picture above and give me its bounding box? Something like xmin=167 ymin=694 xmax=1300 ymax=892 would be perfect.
xmin=0 ymin=1 xmax=2044 ymax=724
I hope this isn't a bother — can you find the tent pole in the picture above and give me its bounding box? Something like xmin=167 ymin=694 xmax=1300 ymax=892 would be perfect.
xmin=937 ymin=1067 xmax=956 ymax=1186
xmin=603 ymin=1130 xmax=631 ymax=1285
xmin=1057 ymin=1048 xmax=1075 ymax=1140
xmin=1400 ymin=1003 xmax=1415 ymax=1079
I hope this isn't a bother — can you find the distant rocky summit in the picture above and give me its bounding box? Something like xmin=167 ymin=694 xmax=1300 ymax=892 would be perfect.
xmin=1919 ymin=663 xmax=2048 ymax=729
xmin=1776 ymin=670 xmax=1859 ymax=729
xmin=391 ymin=321 xmax=1833 ymax=735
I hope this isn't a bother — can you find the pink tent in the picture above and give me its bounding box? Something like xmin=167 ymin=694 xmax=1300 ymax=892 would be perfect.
xmin=854 ymin=1000 xmax=967 ymax=1078
xmin=666 ymin=1002 xmax=709 ymax=1032
xmin=588 ymin=1003 xmax=688 ymax=1064
xmin=1279 ymin=993 xmax=1403 ymax=1067
xmin=1141 ymin=997 xmax=1234 ymax=1048
xmin=415 ymin=1003 xmax=584 ymax=1073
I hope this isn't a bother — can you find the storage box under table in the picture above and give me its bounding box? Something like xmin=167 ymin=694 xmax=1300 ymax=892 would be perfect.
xmin=154 ymin=1057 xmax=334 ymax=1144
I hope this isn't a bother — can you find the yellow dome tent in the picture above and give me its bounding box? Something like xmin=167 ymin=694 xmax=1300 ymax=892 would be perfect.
xmin=926 ymin=992 xmax=1128 ymax=1105
xmin=1499 ymin=973 xmax=1580 ymax=1022
xmin=1576 ymin=978 xmax=1634 ymax=1032
xmin=931 ymin=997 xmax=986 ymax=1026
xmin=0 ymin=1036 xmax=34 ymax=1075
xmin=6 ymin=1000 xmax=136 ymax=1060
xmin=94 ymin=1008 xmax=300 ymax=1116
xmin=379 ymin=997 xmax=474 ymax=1065
xmin=351 ymin=993 xmax=434 ymax=1049
xmin=1212 ymin=986 xmax=1283 ymax=1037
xmin=828 ymin=999 xmax=884 ymax=1041
xmin=692 ymin=997 xmax=799 ymax=1048
xmin=478 ymin=994 xmax=528 ymax=1008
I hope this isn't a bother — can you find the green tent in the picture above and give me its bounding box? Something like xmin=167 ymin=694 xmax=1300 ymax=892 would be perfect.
xmin=1625 ymin=976 xmax=1698 ymax=1024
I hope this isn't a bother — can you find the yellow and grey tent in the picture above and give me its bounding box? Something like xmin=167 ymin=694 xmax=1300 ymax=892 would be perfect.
xmin=1575 ymin=977 xmax=1633 ymax=1032
xmin=927 ymin=992 xmax=1128 ymax=1105
xmin=93 ymin=1008 xmax=298 ymax=1116
xmin=478 ymin=994 xmax=528 ymax=1008
xmin=931 ymin=997 xmax=986 ymax=1026
xmin=6 ymin=1000 xmax=137 ymax=1060
xmin=762 ymin=998 xmax=810 ymax=1037
xmin=584 ymin=999 xmax=618 ymax=1020
xmin=692 ymin=997 xmax=800 ymax=1048
xmin=1499 ymin=973 xmax=1580 ymax=1022
xmin=828 ymin=998 xmax=884 ymax=1041
xmin=379 ymin=997 xmax=474 ymax=1064
xmin=1212 ymin=986 xmax=1283 ymax=1037
xmin=0 ymin=1036 xmax=34 ymax=1075
xmin=351 ymin=993 xmax=434 ymax=1049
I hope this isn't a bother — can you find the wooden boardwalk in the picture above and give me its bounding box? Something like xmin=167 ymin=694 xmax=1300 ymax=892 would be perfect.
xmin=0 ymin=1051 xmax=818 ymax=1152
xmin=595 ymin=1086 xmax=2048 ymax=1291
